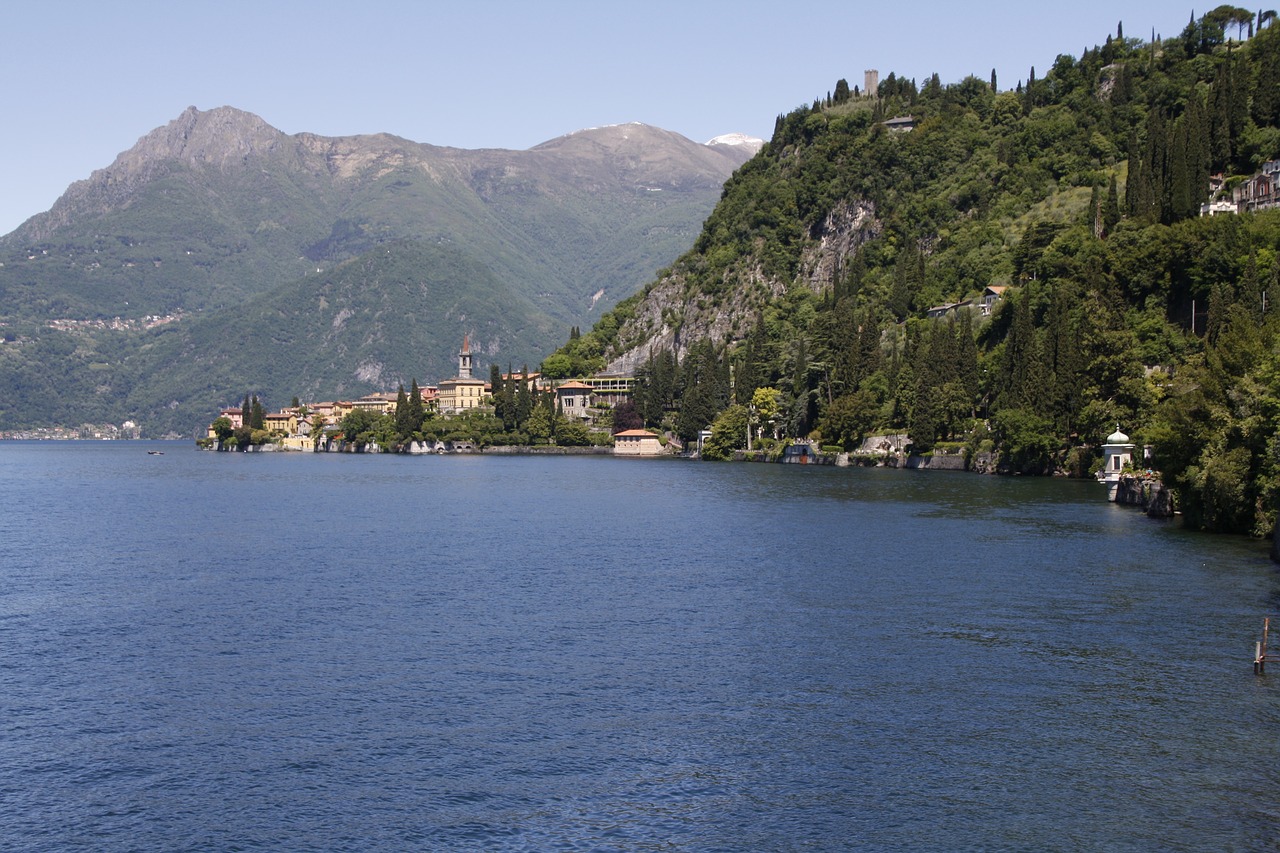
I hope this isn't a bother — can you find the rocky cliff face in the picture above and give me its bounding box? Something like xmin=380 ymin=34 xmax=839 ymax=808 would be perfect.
xmin=605 ymin=197 xmax=880 ymax=373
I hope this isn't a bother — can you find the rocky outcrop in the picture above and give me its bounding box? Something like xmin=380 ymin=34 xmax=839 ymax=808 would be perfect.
xmin=797 ymin=199 xmax=880 ymax=293
xmin=1115 ymin=474 xmax=1175 ymax=517
xmin=605 ymin=197 xmax=881 ymax=374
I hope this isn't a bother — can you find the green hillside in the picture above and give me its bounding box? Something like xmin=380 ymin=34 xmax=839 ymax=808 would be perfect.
xmin=553 ymin=9 xmax=1280 ymax=536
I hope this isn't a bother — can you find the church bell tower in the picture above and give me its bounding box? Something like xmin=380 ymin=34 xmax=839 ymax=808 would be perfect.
xmin=458 ymin=334 xmax=472 ymax=380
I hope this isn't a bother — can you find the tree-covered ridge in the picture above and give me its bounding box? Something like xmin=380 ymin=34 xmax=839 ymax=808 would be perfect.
xmin=549 ymin=9 xmax=1280 ymax=536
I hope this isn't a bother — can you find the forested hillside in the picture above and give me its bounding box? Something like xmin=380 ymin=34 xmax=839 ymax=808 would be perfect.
xmin=551 ymin=8 xmax=1280 ymax=536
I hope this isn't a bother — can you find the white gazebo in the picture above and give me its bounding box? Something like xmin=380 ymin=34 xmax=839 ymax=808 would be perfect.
xmin=1097 ymin=426 xmax=1136 ymax=501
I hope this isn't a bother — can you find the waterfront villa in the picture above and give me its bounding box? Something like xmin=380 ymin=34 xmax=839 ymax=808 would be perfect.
xmin=613 ymin=429 xmax=664 ymax=457
xmin=264 ymin=411 xmax=299 ymax=435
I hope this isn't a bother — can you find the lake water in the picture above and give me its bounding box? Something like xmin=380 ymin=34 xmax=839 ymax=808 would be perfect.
xmin=1 ymin=441 xmax=1278 ymax=851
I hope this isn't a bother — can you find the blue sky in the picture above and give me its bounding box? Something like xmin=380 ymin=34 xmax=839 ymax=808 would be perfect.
xmin=1 ymin=1 xmax=1193 ymax=235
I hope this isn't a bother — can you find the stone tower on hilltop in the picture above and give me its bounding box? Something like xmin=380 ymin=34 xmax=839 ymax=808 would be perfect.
xmin=865 ymin=69 xmax=879 ymax=96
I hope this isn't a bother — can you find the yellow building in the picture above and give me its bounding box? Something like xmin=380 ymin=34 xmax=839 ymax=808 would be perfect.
xmin=438 ymin=335 xmax=488 ymax=413
xmin=264 ymin=411 xmax=299 ymax=435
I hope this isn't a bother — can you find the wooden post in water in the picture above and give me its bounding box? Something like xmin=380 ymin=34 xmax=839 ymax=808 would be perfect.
xmin=1255 ymin=617 xmax=1269 ymax=675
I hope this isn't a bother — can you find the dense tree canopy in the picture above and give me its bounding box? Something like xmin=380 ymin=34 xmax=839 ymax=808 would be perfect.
xmin=549 ymin=11 xmax=1280 ymax=536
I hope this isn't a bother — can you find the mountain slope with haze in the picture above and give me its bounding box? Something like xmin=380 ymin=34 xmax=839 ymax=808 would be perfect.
xmin=0 ymin=106 xmax=760 ymax=435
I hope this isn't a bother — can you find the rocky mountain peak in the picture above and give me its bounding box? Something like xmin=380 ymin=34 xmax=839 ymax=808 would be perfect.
xmin=126 ymin=105 xmax=286 ymax=168
xmin=10 ymin=106 xmax=290 ymax=242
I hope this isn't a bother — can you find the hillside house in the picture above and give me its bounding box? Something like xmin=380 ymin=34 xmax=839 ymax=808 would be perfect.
xmin=927 ymin=299 xmax=972 ymax=319
xmin=556 ymin=381 xmax=594 ymax=422
xmin=883 ymin=116 xmax=917 ymax=132
xmin=1233 ymin=160 xmax=1280 ymax=212
xmin=981 ymin=285 xmax=1008 ymax=316
xmin=501 ymin=370 xmax=544 ymax=392
xmin=1200 ymin=199 xmax=1238 ymax=216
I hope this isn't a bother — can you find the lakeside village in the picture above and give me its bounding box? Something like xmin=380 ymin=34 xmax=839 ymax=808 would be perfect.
xmin=201 ymin=336 xmax=672 ymax=458
xmin=200 ymin=335 xmax=1165 ymax=509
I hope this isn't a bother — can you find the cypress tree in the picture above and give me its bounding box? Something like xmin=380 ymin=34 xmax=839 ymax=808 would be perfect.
xmin=1227 ymin=54 xmax=1249 ymax=165
xmin=1125 ymin=130 xmax=1142 ymax=216
xmin=1141 ymin=108 xmax=1171 ymax=222
xmin=250 ymin=395 xmax=265 ymax=430
xmin=488 ymin=364 xmax=504 ymax=426
xmin=1253 ymin=32 xmax=1280 ymax=125
xmin=515 ymin=365 xmax=533 ymax=427
xmin=1169 ymin=116 xmax=1194 ymax=220
xmin=394 ymin=385 xmax=410 ymax=440
xmin=856 ymin=308 xmax=883 ymax=389
xmin=1210 ymin=63 xmax=1233 ymax=169
xmin=990 ymin=68 xmax=997 ymax=91
xmin=909 ymin=326 xmax=941 ymax=450
xmin=1104 ymin=174 xmax=1121 ymax=233
xmin=407 ymin=379 xmax=425 ymax=435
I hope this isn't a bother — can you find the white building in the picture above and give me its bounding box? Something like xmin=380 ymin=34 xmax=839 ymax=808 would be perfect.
xmin=1097 ymin=426 xmax=1136 ymax=501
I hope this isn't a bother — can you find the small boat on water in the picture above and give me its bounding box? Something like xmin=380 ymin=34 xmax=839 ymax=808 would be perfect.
xmin=147 ymin=450 xmax=164 ymax=455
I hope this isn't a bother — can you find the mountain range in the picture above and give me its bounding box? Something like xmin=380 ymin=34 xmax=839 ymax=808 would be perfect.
xmin=0 ymin=106 xmax=760 ymax=435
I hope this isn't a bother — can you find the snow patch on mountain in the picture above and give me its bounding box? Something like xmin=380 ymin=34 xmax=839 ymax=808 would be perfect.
xmin=706 ymin=133 xmax=764 ymax=154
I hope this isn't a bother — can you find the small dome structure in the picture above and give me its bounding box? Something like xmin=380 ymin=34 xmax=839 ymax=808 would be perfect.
xmin=1098 ymin=425 xmax=1137 ymax=501
xmin=1106 ymin=428 xmax=1130 ymax=444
